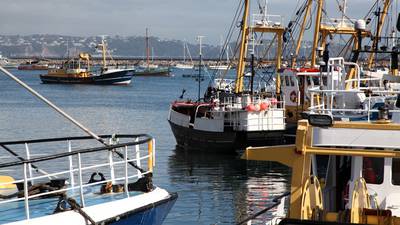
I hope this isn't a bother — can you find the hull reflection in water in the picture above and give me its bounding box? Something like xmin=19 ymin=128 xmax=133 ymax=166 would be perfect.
xmin=168 ymin=148 xmax=290 ymax=224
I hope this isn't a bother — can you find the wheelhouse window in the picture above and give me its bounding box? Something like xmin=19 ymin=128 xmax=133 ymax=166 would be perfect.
xmin=285 ymin=76 xmax=290 ymax=86
xmin=289 ymin=76 xmax=295 ymax=86
xmin=362 ymin=157 xmax=384 ymax=184
xmin=312 ymin=77 xmax=320 ymax=86
xmin=306 ymin=77 xmax=312 ymax=86
xmin=392 ymin=158 xmax=400 ymax=185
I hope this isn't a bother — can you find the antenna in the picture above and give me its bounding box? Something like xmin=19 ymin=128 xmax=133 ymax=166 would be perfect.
xmin=196 ymin=36 xmax=205 ymax=101
xmin=341 ymin=0 xmax=347 ymax=25
xmin=146 ymin=28 xmax=150 ymax=68
xmin=196 ymin=36 xmax=205 ymax=56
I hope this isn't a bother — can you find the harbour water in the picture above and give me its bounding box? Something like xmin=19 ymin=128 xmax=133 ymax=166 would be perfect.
xmin=0 ymin=68 xmax=290 ymax=224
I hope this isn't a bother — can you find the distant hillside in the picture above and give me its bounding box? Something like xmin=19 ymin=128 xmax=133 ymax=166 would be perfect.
xmin=0 ymin=34 xmax=347 ymax=60
xmin=0 ymin=34 xmax=222 ymax=59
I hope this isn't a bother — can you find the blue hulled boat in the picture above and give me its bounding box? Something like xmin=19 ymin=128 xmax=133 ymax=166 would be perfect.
xmin=0 ymin=135 xmax=177 ymax=225
xmin=0 ymin=65 xmax=177 ymax=225
xmin=40 ymin=67 xmax=135 ymax=85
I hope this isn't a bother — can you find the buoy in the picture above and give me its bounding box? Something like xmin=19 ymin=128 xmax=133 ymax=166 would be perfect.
xmin=254 ymin=104 xmax=261 ymax=111
xmin=260 ymin=102 xmax=269 ymax=111
xmin=246 ymin=104 xmax=256 ymax=112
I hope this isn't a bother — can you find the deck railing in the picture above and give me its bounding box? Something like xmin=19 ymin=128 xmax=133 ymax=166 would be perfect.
xmin=321 ymin=17 xmax=356 ymax=29
xmin=252 ymin=14 xmax=284 ymax=28
xmin=307 ymin=57 xmax=400 ymax=121
xmin=193 ymin=96 xmax=286 ymax=131
xmin=0 ymin=134 xmax=155 ymax=221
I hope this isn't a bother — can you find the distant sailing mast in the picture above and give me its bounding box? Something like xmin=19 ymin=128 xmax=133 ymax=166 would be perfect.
xmin=175 ymin=40 xmax=194 ymax=69
xmin=134 ymin=28 xmax=170 ymax=76
xmin=146 ymin=28 xmax=150 ymax=69
xmin=97 ymin=36 xmax=108 ymax=69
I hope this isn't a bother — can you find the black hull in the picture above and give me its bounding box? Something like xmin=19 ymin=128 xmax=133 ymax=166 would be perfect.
xmin=40 ymin=70 xmax=134 ymax=85
xmin=133 ymin=69 xmax=170 ymax=77
xmin=168 ymin=121 xmax=285 ymax=152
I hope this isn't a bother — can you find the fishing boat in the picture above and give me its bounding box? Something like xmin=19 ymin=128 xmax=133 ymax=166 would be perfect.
xmin=40 ymin=39 xmax=134 ymax=85
xmin=239 ymin=71 xmax=400 ymax=225
xmin=134 ymin=28 xmax=171 ymax=77
xmin=168 ymin=0 xmax=286 ymax=151
xmin=278 ymin=0 xmax=398 ymax=132
xmin=18 ymin=59 xmax=49 ymax=71
xmin=0 ymin=66 xmax=177 ymax=225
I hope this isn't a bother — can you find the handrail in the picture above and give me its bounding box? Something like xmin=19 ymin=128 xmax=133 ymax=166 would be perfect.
xmin=0 ymin=134 xmax=155 ymax=222
xmin=0 ymin=134 xmax=150 ymax=146
xmin=0 ymin=134 xmax=152 ymax=168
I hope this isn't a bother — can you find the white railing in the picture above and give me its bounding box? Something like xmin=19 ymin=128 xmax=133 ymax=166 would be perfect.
xmin=321 ymin=17 xmax=356 ymax=29
xmin=305 ymin=57 xmax=400 ymax=121
xmin=0 ymin=134 xmax=155 ymax=221
xmin=309 ymin=85 xmax=400 ymax=122
xmin=192 ymin=96 xmax=286 ymax=131
xmin=252 ymin=14 xmax=284 ymax=28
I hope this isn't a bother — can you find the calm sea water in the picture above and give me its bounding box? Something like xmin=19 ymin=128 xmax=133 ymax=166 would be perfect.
xmin=0 ymin=68 xmax=290 ymax=225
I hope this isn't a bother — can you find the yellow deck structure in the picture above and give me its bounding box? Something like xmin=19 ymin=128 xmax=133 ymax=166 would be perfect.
xmin=243 ymin=119 xmax=400 ymax=224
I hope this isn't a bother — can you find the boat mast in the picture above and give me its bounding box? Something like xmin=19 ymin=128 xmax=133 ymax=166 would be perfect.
xmin=226 ymin=45 xmax=230 ymax=64
xmin=183 ymin=40 xmax=186 ymax=63
xmin=311 ymin=0 xmax=323 ymax=68
xmin=100 ymin=37 xmax=107 ymax=68
xmin=292 ymin=0 xmax=313 ymax=68
xmin=367 ymin=0 xmax=392 ymax=69
xmin=235 ymin=0 xmax=250 ymax=94
xmin=146 ymin=28 xmax=150 ymax=69
xmin=197 ymin=36 xmax=205 ymax=101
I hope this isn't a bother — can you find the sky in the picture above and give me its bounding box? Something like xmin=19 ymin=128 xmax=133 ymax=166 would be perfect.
xmin=0 ymin=0 xmax=391 ymax=45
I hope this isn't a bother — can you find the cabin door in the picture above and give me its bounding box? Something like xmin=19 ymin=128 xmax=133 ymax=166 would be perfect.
xmin=282 ymin=75 xmax=300 ymax=124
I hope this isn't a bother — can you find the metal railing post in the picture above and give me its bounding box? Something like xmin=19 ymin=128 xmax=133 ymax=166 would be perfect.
xmin=135 ymin=138 xmax=142 ymax=178
xmin=68 ymin=140 xmax=75 ymax=188
xmin=24 ymin=143 xmax=33 ymax=184
xmin=148 ymin=140 xmax=154 ymax=172
xmin=108 ymin=149 xmax=115 ymax=184
xmin=23 ymin=163 xmax=30 ymax=220
xmin=77 ymin=153 xmax=85 ymax=207
xmin=124 ymin=146 xmax=129 ymax=197
xmin=152 ymin=139 xmax=156 ymax=168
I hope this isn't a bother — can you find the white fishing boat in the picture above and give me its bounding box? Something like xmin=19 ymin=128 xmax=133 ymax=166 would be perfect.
xmin=240 ymin=60 xmax=400 ymax=225
xmin=168 ymin=0 xmax=286 ymax=151
xmin=241 ymin=109 xmax=400 ymax=225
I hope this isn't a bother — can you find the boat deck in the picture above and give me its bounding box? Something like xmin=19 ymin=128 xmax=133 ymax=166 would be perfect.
xmin=0 ymin=185 xmax=143 ymax=224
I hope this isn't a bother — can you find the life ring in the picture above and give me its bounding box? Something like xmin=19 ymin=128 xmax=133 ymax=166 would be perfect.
xmin=290 ymin=91 xmax=298 ymax=103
